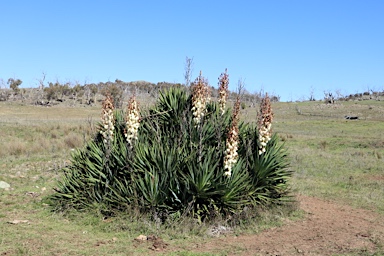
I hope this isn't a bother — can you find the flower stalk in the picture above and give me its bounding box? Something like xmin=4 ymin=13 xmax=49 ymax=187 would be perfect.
xmin=100 ymin=94 xmax=115 ymax=144
xmin=224 ymin=96 xmax=240 ymax=177
xmin=125 ymin=96 xmax=140 ymax=148
xmin=191 ymin=71 xmax=210 ymax=127
xmin=258 ymin=93 xmax=273 ymax=155
xmin=218 ymin=69 xmax=229 ymax=115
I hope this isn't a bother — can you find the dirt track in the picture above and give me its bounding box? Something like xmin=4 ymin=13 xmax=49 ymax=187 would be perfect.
xmin=190 ymin=195 xmax=384 ymax=255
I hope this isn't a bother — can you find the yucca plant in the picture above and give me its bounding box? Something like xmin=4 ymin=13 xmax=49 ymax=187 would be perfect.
xmin=48 ymin=71 xmax=292 ymax=223
xmin=240 ymin=126 xmax=291 ymax=205
xmin=49 ymin=110 xmax=129 ymax=212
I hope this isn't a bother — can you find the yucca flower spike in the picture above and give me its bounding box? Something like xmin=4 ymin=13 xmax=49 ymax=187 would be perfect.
xmin=191 ymin=71 xmax=210 ymax=127
xmin=100 ymin=94 xmax=115 ymax=144
xmin=125 ymin=96 xmax=140 ymax=148
xmin=218 ymin=69 xmax=229 ymax=115
xmin=224 ymin=97 xmax=240 ymax=177
xmin=258 ymin=93 xmax=274 ymax=155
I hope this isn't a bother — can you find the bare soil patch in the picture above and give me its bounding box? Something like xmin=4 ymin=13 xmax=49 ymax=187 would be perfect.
xmin=185 ymin=195 xmax=384 ymax=255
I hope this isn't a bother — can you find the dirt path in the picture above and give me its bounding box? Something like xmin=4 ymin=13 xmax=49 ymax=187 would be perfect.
xmin=190 ymin=195 xmax=384 ymax=255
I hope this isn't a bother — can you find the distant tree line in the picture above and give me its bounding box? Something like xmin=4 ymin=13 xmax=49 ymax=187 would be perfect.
xmin=0 ymin=77 xmax=182 ymax=106
xmin=321 ymin=89 xmax=384 ymax=104
xmin=0 ymin=77 xmax=280 ymax=107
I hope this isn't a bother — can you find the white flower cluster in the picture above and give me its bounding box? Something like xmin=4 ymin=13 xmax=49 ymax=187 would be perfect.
xmin=191 ymin=72 xmax=209 ymax=127
xmin=258 ymin=122 xmax=272 ymax=155
xmin=224 ymin=97 xmax=240 ymax=177
xmin=191 ymin=98 xmax=207 ymax=126
xmin=100 ymin=102 xmax=115 ymax=144
xmin=218 ymin=89 xmax=227 ymax=116
xmin=125 ymin=98 xmax=140 ymax=147
xmin=218 ymin=70 xmax=229 ymax=116
xmin=224 ymin=131 xmax=238 ymax=177
xmin=257 ymin=94 xmax=273 ymax=155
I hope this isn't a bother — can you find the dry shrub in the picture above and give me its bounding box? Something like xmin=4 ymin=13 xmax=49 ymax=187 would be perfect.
xmin=64 ymin=133 xmax=83 ymax=149
xmin=37 ymin=137 xmax=51 ymax=152
xmin=50 ymin=131 xmax=58 ymax=139
xmin=8 ymin=140 xmax=27 ymax=156
xmin=319 ymin=141 xmax=328 ymax=150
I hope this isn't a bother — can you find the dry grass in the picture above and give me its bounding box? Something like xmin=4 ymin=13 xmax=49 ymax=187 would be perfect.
xmin=0 ymin=102 xmax=97 ymax=159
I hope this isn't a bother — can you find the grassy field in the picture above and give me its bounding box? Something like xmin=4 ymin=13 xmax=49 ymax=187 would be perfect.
xmin=272 ymin=100 xmax=384 ymax=213
xmin=0 ymin=99 xmax=383 ymax=255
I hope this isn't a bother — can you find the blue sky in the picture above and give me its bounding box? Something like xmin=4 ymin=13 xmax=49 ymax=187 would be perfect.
xmin=1 ymin=0 xmax=383 ymax=101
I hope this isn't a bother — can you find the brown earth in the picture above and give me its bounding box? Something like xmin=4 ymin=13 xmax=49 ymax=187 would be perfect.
xmin=178 ymin=195 xmax=384 ymax=255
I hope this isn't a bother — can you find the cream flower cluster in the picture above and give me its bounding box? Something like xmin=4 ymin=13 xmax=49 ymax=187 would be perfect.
xmin=100 ymin=95 xmax=115 ymax=144
xmin=258 ymin=122 xmax=272 ymax=155
xmin=258 ymin=94 xmax=273 ymax=155
xmin=223 ymin=130 xmax=239 ymax=177
xmin=191 ymin=72 xmax=209 ymax=127
xmin=191 ymin=99 xmax=206 ymax=126
xmin=125 ymin=97 xmax=140 ymax=147
xmin=218 ymin=69 xmax=229 ymax=115
xmin=224 ymin=98 xmax=240 ymax=177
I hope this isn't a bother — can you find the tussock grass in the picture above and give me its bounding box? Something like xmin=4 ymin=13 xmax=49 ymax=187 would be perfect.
xmin=6 ymin=139 xmax=27 ymax=156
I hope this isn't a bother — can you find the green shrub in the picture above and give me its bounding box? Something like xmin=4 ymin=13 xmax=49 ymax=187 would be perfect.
xmin=48 ymin=86 xmax=292 ymax=222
